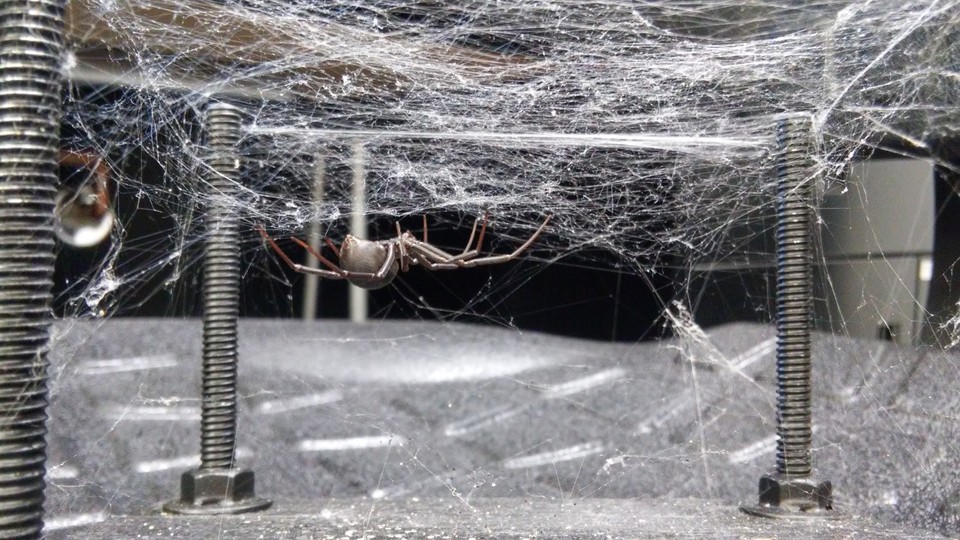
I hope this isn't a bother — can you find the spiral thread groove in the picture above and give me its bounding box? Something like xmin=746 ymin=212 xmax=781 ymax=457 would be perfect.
xmin=200 ymin=104 xmax=243 ymax=470
xmin=0 ymin=1 xmax=65 ymax=537
xmin=773 ymin=116 xmax=815 ymax=479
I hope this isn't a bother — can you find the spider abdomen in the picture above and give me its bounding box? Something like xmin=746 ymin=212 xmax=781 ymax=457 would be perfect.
xmin=340 ymin=235 xmax=399 ymax=289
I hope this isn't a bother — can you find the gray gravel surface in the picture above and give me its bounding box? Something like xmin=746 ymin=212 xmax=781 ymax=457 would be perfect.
xmin=42 ymin=319 xmax=960 ymax=537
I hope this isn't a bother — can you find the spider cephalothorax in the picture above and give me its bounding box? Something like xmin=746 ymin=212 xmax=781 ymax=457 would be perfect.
xmin=257 ymin=213 xmax=551 ymax=290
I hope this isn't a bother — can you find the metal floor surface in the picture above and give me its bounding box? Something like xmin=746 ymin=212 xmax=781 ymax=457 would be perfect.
xmin=43 ymin=319 xmax=960 ymax=538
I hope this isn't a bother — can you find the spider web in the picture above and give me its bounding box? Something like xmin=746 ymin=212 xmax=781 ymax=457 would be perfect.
xmin=41 ymin=0 xmax=960 ymax=537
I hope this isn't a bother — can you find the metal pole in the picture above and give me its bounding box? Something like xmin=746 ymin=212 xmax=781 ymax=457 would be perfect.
xmin=349 ymin=141 xmax=367 ymax=323
xmin=164 ymin=103 xmax=270 ymax=514
xmin=0 ymin=0 xmax=66 ymax=536
xmin=742 ymin=115 xmax=835 ymax=518
xmin=302 ymin=155 xmax=326 ymax=320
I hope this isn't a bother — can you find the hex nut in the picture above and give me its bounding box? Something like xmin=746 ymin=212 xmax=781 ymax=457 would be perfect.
xmin=758 ymin=473 xmax=833 ymax=511
xmin=164 ymin=468 xmax=271 ymax=515
xmin=741 ymin=473 xmax=837 ymax=519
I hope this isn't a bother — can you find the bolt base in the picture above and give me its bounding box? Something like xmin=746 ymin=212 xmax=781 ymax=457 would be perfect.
xmin=740 ymin=473 xmax=838 ymax=520
xmin=164 ymin=468 xmax=272 ymax=515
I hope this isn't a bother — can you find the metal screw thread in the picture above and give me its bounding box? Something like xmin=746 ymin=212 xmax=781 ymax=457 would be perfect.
xmin=200 ymin=104 xmax=243 ymax=470
xmin=0 ymin=0 xmax=66 ymax=537
xmin=773 ymin=116 xmax=815 ymax=479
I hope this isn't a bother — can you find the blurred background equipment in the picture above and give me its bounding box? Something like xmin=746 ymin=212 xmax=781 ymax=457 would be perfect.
xmin=56 ymin=149 xmax=114 ymax=248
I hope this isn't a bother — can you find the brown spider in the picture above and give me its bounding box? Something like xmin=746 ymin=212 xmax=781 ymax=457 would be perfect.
xmin=257 ymin=213 xmax=552 ymax=290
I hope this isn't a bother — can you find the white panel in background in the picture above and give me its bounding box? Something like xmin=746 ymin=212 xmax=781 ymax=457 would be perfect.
xmin=819 ymin=159 xmax=935 ymax=345
xmin=821 ymin=159 xmax=934 ymax=256
xmin=302 ymin=155 xmax=326 ymax=321
xmin=349 ymin=141 xmax=368 ymax=323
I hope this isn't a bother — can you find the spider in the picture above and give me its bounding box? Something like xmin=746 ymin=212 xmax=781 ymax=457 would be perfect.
xmin=257 ymin=213 xmax=552 ymax=290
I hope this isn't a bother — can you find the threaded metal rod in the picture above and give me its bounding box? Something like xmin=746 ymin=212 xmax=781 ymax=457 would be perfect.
xmin=773 ymin=116 xmax=815 ymax=479
xmin=200 ymin=104 xmax=243 ymax=470
xmin=0 ymin=1 xmax=66 ymax=537
xmin=166 ymin=103 xmax=269 ymax=515
xmin=741 ymin=116 xmax=834 ymax=518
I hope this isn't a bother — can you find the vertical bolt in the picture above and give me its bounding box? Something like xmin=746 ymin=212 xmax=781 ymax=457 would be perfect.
xmin=199 ymin=103 xmax=243 ymax=471
xmin=0 ymin=0 xmax=66 ymax=537
xmin=165 ymin=103 xmax=270 ymax=514
xmin=773 ymin=115 xmax=815 ymax=478
xmin=742 ymin=116 xmax=835 ymax=519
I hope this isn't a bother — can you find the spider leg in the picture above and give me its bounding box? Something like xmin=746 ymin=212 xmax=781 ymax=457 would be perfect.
xmin=437 ymin=211 xmax=490 ymax=264
xmin=405 ymin=241 xmax=485 ymax=271
xmin=375 ymin=242 xmax=397 ymax=279
xmin=256 ymin=225 xmax=346 ymax=279
xmin=457 ymin=211 xmax=488 ymax=257
xmin=422 ymin=215 xmax=428 ymax=243
xmin=410 ymin=214 xmax=551 ymax=270
xmin=324 ymin=237 xmax=340 ymax=257
xmin=415 ymin=261 xmax=461 ymax=270
xmin=406 ymin=246 xmax=464 ymax=270
xmin=289 ymin=236 xmax=341 ymax=272
xmin=469 ymin=211 xmax=489 ymax=254
xmin=403 ymin=211 xmax=491 ymax=266
xmin=342 ymin=242 xmax=400 ymax=280
xmin=292 ymin=243 xmax=397 ymax=285
xmin=399 ymin=212 xmax=490 ymax=266
xmin=395 ymin=222 xmax=409 ymax=272
xmin=456 ymin=214 xmax=551 ymax=268
xmin=405 ymin=238 xmax=461 ymax=261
